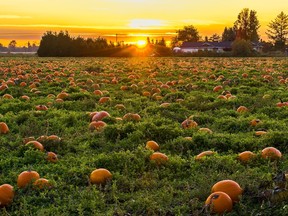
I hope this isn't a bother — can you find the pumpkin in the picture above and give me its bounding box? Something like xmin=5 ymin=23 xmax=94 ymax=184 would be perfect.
xmin=90 ymin=168 xmax=112 ymax=185
xmin=17 ymin=170 xmax=40 ymax=188
xmin=250 ymin=119 xmax=261 ymax=126
xmin=238 ymin=151 xmax=255 ymax=163
xmin=261 ymin=147 xmax=282 ymax=160
xmin=89 ymin=121 xmax=107 ymax=131
xmin=91 ymin=111 xmax=110 ymax=122
xmin=36 ymin=105 xmax=48 ymax=111
xmin=150 ymin=152 xmax=168 ymax=165
xmin=160 ymin=102 xmax=170 ymax=107
xmin=213 ymin=85 xmax=223 ymax=92
xmin=2 ymin=94 xmax=13 ymax=99
xmin=98 ymin=97 xmax=110 ymax=104
xmin=0 ymin=184 xmax=14 ymax=207
xmin=56 ymin=92 xmax=69 ymax=99
xmin=195 ymin=151 xmax=214 ymax=160
xmin=33 ymin=178 xmax=51 ymax=189
xmin=93 ymin=90 xmax=103 ymax=96
xmin=146 ymin=140 xmax=160 ymax=151
xmin=255 ymin=131 xmax=267 ymax=136
xmin=198 ymin=128 xmax=213 ymax=134
xmin=237 ymin=106 xmax=249 ymax=113
xmin=242 ymin=73 xmax=248 ymax=78
xmin=37 ymin=135 xmax=48 ymax=142
xmin=181 ymin=118 xmax=198 ymax=129
xmin=123 ymin=113 xmax=141 ymax=121
xmin=0 ymin=122 xmax=9 ymax=134
xmin=211 ymin=179 xmax=243 ymax=202
xmin=21 ymin=95 xmax=30 ymax=100
xmin=48 ymin=135 xmax=61 ymax=142
xmin=115 ymin=104 xmax=126 ymax=110
xmin=25 ymin=140 xmax=44 ymax=151
xmin=46 ymin=152 xmax=58 ymax=163
xmin=205 ymin=191 xmax=233 ymax=214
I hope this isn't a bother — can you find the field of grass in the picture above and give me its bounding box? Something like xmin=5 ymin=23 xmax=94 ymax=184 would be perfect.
xmin=0 ymin=57 xmax=288 ymax=215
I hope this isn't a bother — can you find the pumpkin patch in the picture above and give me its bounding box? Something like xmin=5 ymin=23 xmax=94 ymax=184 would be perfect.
xmin=0 ymin=57 xmax=287 ymax=215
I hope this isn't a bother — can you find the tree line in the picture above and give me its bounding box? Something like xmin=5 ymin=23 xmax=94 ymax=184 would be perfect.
xmin=37 ymin=31 xmax=171 ymax=57
xmin=0 ymin=40 xmax=38 ymax=53
xmin=172 ymin=9 xmax=288 ymax=54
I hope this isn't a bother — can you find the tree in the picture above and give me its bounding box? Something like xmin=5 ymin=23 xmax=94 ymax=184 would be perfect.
xmin=222 ymin=27 xmax=236 ymax=41
xmin=233 ymin=8 xmax=260 ymax=42
xmin=8 ymin=40 xmax=17 ymax=51
xmin=209 ymin=34 xmax=221 ymax=42
xmin=232 ymin=39 xmax=253 ymax=56
xmin=266 ymin=11 xmax=288 ymax=51
xmin=172 ymin=25 xmax=200 ymax=47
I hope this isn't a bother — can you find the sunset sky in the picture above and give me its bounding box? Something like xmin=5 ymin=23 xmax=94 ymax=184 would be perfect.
xmin=0 ymin=0 xmax=287 ymax=46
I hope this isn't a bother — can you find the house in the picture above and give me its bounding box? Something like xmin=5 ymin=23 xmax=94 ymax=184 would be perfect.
xmin=174 ymin=41 xmax=263 ymax=53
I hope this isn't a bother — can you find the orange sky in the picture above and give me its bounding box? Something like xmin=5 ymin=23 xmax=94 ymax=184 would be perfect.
xmin=0 ymin=0 xmax=287 ymax=46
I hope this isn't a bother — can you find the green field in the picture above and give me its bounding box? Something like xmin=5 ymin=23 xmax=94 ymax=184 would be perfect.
xmin=0 ymin=57 xmax=288 ymax=215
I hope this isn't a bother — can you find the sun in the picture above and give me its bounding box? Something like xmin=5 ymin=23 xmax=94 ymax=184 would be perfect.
xmin=136 ymin=40 xmax=147 ymax=48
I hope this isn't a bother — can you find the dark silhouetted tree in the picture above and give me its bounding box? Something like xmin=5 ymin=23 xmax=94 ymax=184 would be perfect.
xmin=266 ymin=11 xmax=288 ymax=51
xmin=8 ymin=40 xmax=17 ymax=51
xmin=233 ymin=8 xmax=260 ymax=42
xmin=222 ymin=27 xmax=236 ymax=41
xmin=172 ymin=25 xmax=200 ymax=47
xmin=209 ymin=34 xmax=221 ymax=42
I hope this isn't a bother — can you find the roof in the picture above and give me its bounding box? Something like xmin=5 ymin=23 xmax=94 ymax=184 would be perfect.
xmin=181 ymin=41 xmax=233 ymax=48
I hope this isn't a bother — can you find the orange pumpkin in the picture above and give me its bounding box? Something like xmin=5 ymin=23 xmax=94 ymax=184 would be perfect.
xmin=181 ymin=118 xmax=198 ymax=129
xmin=213 ymin=85 xmax=223 ymax=92
xmin=146 ymin=140 xmax=160 ymax=151
xmin=238 ymin=151 xmax=255 ymax=163
xmin=250 ymin=119 xmax=261 ymax=126
xmin=46 ymin=152 xmax=58 ymax=163
xmin=90 ymin=168 xmax=112 ymax=185
xmin=89 ymin=121 xmax=107 ymax=131
xmin=150 ymin=152 xmax=168 ymax=164
xmin=0 ymin=184 xmax=14 ymax=207
xmin=211 ymin=179 xmax=243 ymax=202
xmin=198 ymin=128 xmax=213 ymax=134
xmin=56 ymin=92 xmax=69 ymax=99
xmin=25 ymin=140 xmax=44 ymax=151
xmin=261 ymin=147 xmax=282 ymax=160
xmin=195 ymin=151 xmax=215 ymax=160
xmin=47 ymin=135 xmax=61 ymax=142
xmin=17 ymin=170 xmax=40 ymax=188
xmin=98 ymin=97 xmax=110 ymax=104
xmin=255 ymin=131 xmax=267 ymax=136
xmin=93 ymin=90 xmax=103 ymax=96
xmin=237 ymin=106 xmax=249 ymax=113
xmin=0 ymin=122 xmax=9 ymax=134
xmin=2 ymin=94 xmax=13 ymax=99
xmin=115 ymin=104 xmax=126 ymax=110
xmin=205 ymin=191 xmax=233 ymax=214
xmin=91 ymin=111 xmax=110 ymax=122
xmin=36 ymin=105 xmax=48 ymax=111
xmin=33 ymin=178 xmax=51 ymax=189
xmin=123 ymin=113 xmax=141 ymax=121
xmin=21 ymin=95 xmax=30 ymax=100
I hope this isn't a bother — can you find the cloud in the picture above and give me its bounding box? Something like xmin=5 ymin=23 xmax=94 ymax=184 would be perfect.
xmin=0 ymin=15 xmax=32 ymax=19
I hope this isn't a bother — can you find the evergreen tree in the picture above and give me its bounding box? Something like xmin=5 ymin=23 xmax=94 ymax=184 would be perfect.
xmin=266 ymin=11 xmax=288 ymax=50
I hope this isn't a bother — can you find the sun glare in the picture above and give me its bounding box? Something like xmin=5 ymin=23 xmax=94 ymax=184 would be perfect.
xmin=136 ymin=40 xmax=147 ymax=48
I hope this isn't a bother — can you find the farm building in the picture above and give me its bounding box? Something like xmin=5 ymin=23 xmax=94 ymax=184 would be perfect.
xmin=174 ymin=41 xmax=263 ymax=53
